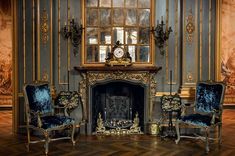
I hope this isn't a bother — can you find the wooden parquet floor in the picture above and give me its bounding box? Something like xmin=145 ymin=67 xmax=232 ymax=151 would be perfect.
xmin=0 ymin=109 xmax=235 ymax=156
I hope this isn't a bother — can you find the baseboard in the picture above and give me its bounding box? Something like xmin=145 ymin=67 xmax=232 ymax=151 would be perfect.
xmin=0 ymin=105 xmax=12 ymax=111
xmin=223 ymin=104 xmax=235 ymax=109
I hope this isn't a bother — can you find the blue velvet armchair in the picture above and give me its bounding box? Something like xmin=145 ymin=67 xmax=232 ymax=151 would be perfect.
xmin=23 ymin=81 xmax=76 ymax=155
xmin=175 ymin=81 xmax=226 ymax=153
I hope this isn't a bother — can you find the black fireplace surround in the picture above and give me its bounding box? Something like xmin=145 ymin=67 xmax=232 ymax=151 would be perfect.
xmin=91 ymin=81 xmax=145 ymax=133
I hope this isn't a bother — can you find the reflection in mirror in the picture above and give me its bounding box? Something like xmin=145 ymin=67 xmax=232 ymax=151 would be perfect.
xmin=125 ymin=29 xmax=137 ymax=44
xmin=100 ymin=28 xmax=111 ymax=44
xmin=139 ymin=9 xmax=150 ymax=26
xmin=113 ymin=0 xmax=124 ymax=7
xmin=86 ymin=45 xmax=99 ymax=62
xmin=113 ymin=27 xmax=124 ymax=44
xmin=99 ymin=45 xmax=111 ymax=62
xmin=86 ymin=0 xmax=98 ymax=7
xmin=86 ymin=28 xmax=98 ymax=44
xmin=138 ymin=0 xmax=150 ymax=8
xmin=127 ymin=46 xmax=136 ymax=62
xmin=139 ymin=28 xmax=150 ymax=44
xmin=100 ymin=0 xmax=111 ymax=7
xmin=86 ymin=9 xmax=98 ymax=26
xmin=126 ymin=0 xmax=137 ymax=7
xmin=113 ymin=9 xmax=124 ymax=26
xmin=100 ymin=9 xmax=111 ymax=26
xmin=139 ymin=46 xmax=150 ymax=62
xmin=126 ymin=9 xmax=137 ymax=26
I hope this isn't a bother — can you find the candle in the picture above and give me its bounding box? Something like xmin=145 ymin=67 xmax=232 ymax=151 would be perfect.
xmin=68 ymin=70 xmax=70 ymax=91
xmin=161 ymin=16 xmax=163 ymax=21
xmin=170 ymin=70 xmax=172 ymax=95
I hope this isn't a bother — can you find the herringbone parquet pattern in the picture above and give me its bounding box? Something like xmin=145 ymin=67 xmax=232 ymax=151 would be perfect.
xmin=0 ymin=110 xmax=235 ymax=156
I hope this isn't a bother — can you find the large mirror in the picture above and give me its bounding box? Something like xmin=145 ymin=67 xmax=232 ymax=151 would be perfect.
xmin=84 ymin=0 xmax=153 ymax=65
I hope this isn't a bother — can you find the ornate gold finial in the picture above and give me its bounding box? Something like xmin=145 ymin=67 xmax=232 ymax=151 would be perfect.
xmin=129 ymin=112 xmax=142 ymax=134
xmin=96 ymin=113 xmax=106 ymax=133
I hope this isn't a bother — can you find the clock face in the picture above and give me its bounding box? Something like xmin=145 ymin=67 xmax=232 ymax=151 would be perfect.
xmin=113 ymin=47 xmax=124 ymax=58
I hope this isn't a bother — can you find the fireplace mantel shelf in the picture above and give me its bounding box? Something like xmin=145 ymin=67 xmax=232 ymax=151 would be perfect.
xmin=74 ymin=66 xmax=162 ymax=73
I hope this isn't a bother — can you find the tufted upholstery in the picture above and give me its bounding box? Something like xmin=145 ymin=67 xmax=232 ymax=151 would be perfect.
xmin=31 ymin=115 xmax=74 ymax=129
xmin=25 ymin=84 xmax=52 ymax=114
xmin=23 ymin=81 xmax=76 ymax=155
xmin=196 ymin=83 xmax=223 ymax=113
xmin=175 ymin=81 xmax=226 ymax=153
xmin=181 ymin=114 xmax=220 ymax=127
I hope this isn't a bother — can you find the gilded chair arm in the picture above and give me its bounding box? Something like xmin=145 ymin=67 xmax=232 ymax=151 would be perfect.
xmin=211 ymin=109 xmax=218 ymax=125
xmin=37 ymin=113 xmax=42 ymax=128
xmin=181 ymin=102 xmax=196 ymax=116
xmin=30 ymin=111 xmax=42 ymax=128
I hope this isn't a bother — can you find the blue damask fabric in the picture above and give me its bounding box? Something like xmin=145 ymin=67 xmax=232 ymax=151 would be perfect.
xmin=196 ymin=83 xmax=223 ymax=113
xmin=181 ymin=114 xmax=219 ymax=127
xmin=31 ymin=115 xmax=74 ymax=129
xmin=25 ymin=84 xmax=52 ymax=114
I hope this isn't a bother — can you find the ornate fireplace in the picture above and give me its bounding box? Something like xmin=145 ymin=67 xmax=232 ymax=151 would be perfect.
xmin=74 ymin=66 xmax=161 ymax=134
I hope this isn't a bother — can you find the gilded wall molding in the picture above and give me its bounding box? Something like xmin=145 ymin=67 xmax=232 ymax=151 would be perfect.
xmin=40 ymin=8 xmax=49 ymax=44
xmin=23 ymin=0 xmax=26 ymax=83
xmin=209 ymin=0 xmax=212 ymax=80
xmin=37 ymin=0 xmax=40 ymax=80
xmin=32 ymin=0 xmax=35 ymax=81
xmin=174 ymin=0 xmax=178 ymax=83
xmin=186 ymin=9 xmax=195 ymax=43
xmin=199 ymin=0 xmax=202 ymax=80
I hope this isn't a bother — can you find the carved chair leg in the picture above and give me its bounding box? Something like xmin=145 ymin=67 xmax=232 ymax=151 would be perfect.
xmin=205 ymin=128 xmax=209 ymax=153
xmin=71 ymin=124 xmax=76 ymax=146
xmin=175 ymin=120 xmax=180 ymax=144
xmin=26 ymin=127 xmax=30 ymax=151
xmin=44 ymin=132 xmax=50 ymax=155
xmin=218 ymin=124 xmax=222 ymax=145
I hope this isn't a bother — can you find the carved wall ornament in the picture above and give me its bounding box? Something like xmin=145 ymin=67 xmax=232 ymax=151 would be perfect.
xmin=41 ymin=70 xmax=49 ymax=81
xmin=40 ymin=8 xmax=49 ymax=44
xmin=187 ymin=72 xmax=194 ymax=81
xmin=186 ymin=9 xmax=195 ymax=43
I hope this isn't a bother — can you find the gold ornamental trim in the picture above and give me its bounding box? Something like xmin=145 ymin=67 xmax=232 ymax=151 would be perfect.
xmin=186 ymin=9 xmax=195 ymax=43
xmin=40 ymin=8 xmax=49 ymax=44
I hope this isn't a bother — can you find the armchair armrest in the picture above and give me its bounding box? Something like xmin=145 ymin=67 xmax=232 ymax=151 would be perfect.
xmin=53 ymin=105 xmax=69 ymax=117
xmin=30 ymin=111 xmax=42 ymax=128
xmin=210 ymin=109 xmax=220 ymax=125
xmin=181 ymin=102 xmax=196 ymax=116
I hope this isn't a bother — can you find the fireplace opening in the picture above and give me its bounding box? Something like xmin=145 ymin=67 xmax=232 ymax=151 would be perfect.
xmin=91 ymin=81 xmax=145 ymax=133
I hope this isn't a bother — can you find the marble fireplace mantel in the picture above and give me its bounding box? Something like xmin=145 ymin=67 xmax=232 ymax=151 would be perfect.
xmin=74 ymin=66 xmax=162 ymax=134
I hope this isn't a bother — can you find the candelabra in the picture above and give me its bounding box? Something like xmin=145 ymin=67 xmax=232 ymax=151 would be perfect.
xmin=151 ymin=18 xmax=172 ymax=55
xmin=62 ymin=18 xmax=83 ymax=56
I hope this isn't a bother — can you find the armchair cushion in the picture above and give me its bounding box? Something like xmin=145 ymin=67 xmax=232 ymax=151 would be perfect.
xmin=31 ymin=115 xmax=74 ymax=129
xmin=196 ymin=83 xmax=223 ymax=113
xmin=25 ymin=84 xmax=52 ymax=114
xmin=181 ymin=114 xmax=220 ymax=127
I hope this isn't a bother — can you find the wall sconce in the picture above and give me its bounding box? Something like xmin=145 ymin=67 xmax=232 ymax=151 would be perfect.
xmin=62 ymin=18 xmax=83 ymax=56
xmin=151 ymin=17 xmax=172 ymax=55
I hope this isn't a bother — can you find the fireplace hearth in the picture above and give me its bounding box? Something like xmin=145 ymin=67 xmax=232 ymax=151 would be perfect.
xmin=91 ymin=81 xmax=145 ymax=133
